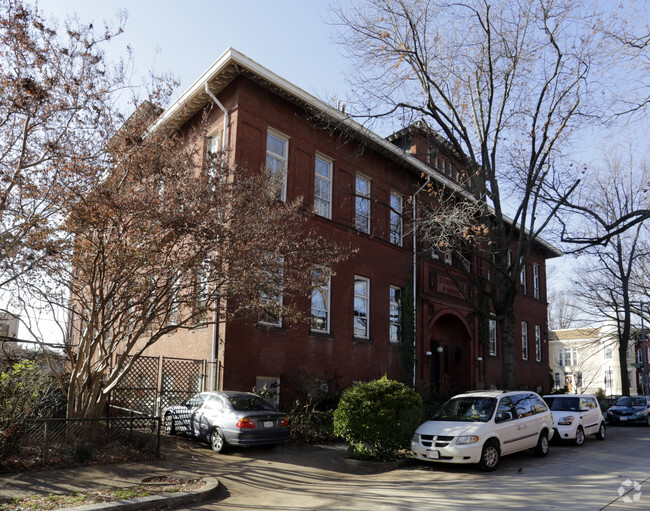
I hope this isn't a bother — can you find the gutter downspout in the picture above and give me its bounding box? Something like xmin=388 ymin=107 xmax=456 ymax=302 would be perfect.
xmin=412 ymin=177 xmax=431 ymax=387
xmin=205 ymin=83 xmax=228 ymax=150
xmin=205 ymin=82 xmax=228 ymax=390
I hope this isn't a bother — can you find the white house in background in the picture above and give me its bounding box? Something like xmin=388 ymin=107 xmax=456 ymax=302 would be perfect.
xmin=0 ymin=312 xmax=19 ymax=338
xmin=549 ymin=325 xmax=636 ymax=397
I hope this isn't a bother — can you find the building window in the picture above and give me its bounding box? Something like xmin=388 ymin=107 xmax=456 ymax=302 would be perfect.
xmin=533 ymin=264 xmax=540 ymax=299
xmin=535 ymin=324 xmax=542 ymax=362
xmin=195 ymin=257 xmax=210 ymax=322
xmin=355 ymin=174 xmax=371 ymax=233
xmin=311 ymin=267 xmax=330 ymax=333
xmin=554 ymin=372 xmax=561 ymax=388
xmin=444 ymin=251 xmax=453 ymax=265
xmin=389 ymin=192 xmax=403 ymax=246
xmin=604 ymin=345 xmax=613 ymax=359
xmin=521 ymin=321 xmax=529 ymax=360
xmin=520 ymin=259 xmax=527 ymax=294
xmin=314 ymin=154 xmax=332 ymax=219
xmin=489 ymin=318 xmax=497 ymax=356
xmin=354 ymin=276 xmax=370 ymax=339
xmin=559 ymin=346 xmax=578 ymax=367
xmin=259 ymin=258 xmax=284 ymax=327
xmin=207 ymin=130 xmax=220 ymax=154
xmin=389 ymin=286 xmax=401 ymax=343
xmin=266 ymin=129 xmax=289 ymax=201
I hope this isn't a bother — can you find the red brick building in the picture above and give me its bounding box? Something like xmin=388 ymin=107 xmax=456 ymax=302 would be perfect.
xmin=140 ymin=48 xmax=560 ymax=404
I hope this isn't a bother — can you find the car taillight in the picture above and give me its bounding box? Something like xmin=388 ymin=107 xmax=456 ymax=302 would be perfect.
xmin=236 ymin=418 xmax=256 ymax=429
xmin=279 ymin=416 xmax=289 ymax=427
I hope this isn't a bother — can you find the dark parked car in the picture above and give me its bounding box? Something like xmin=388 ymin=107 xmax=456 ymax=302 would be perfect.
xmin=606 ymin=396 xmax=650 ymax=426
xmin=163 ymin=391 xmax=290 ymax=452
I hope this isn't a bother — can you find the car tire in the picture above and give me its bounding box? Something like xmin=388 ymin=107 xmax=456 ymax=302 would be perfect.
xmin=595 ymin=422 xmax=606 ymax=440
xmin=574 ymin=426 xmax=585 ymax=447
xmin=534 ymin=431 xmax=550 ymax=457
xmin=478 ymin=439 xmax=500 ymax=472
xmin=164 ymin=413 xmax=175 ymax=435
xmin=210 ymin=428 xmax=229 ymax=454
xmin=646 ymin=415 xmax=650 ymax=427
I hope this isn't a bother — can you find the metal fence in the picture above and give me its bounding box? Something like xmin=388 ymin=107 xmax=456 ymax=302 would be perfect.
xmin=0 ymin=416 xmax=161 ymax=471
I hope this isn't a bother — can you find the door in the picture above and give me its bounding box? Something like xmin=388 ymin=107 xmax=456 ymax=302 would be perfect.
xmin=580 ymin=397 xmax=600 ymax=434
xmin=494 ymin=396 xmax=523 ymax=455
xmin=511 ymin=394 xmax=542 ymax=451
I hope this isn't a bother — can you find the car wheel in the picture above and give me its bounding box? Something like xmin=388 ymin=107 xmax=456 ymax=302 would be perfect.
xmin=534 ymin=431 xmax=550 ymax=457
xmin=210 ymin=428 xmax=228 ymax=454
xmin=164 ymin=413 xmax=175 ymax=435
xmin=595 ymin=422 xmax=606 ymax=440
xmin=574 ymin=427 xmax=585 ymax=447
xmin=478 ymin=439 xmax=500 ymax=472
xmin=647 ymin=415 xmax=650 ymax=427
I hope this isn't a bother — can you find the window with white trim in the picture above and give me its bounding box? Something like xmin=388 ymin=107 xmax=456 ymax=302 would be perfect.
xmin=489 ymin=318 xmax=497 ymax=356
xmin=533 ymin=264 xmax=540 ymax=299
xmin=389 ymin=286 xmax=401 ymax=343
xmin=266 ymin=129 xmax=288 ymax=201
xmin=311 ymin=267 xmax=331 ymax=333
xmin=354 ymin=276 xmax=370 ymax=338
xmin=520 ymin=258 xmax=527 ymax=294
xmin=259 ymin=258 xmax=284 ymax=327
xmin=314 ymin=154 xmax=332 ymax=219
xmin=444 ymin=251 xmax=453 ymax=265
xmin=355 ymin=174 xmax=371 ymax=233
xmin=389 ymin=192 xmax=403 ymax=246
xmin=604 ymin=345 xmax=613 ymax=359
xmin=521 ymin=321 xmax=529 ymax=360
xmin=535 ymin=324 xmax=542 ymax=362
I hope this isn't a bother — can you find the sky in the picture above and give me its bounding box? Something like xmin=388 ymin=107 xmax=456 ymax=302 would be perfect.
xmin=37 ymin=0 xmax=353 ymax=110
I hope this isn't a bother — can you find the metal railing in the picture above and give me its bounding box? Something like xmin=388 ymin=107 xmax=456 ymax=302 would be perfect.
xmin=1 ymin=416 xmax=161 ymax=471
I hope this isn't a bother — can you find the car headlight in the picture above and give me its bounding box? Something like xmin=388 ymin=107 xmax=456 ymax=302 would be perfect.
xmin=456 ymin=435 xmax=479 ymax=445
xmin=411 ymin=433 xmax=420 ymax=443
xmin=557 ymin=415 xmax=574 ymax=425
xmin=635 ymin=410 xmax=646 ymax=416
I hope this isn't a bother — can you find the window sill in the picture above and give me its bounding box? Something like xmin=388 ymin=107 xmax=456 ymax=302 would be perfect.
xmin=353 ymin=336 xmax=372 ymax=343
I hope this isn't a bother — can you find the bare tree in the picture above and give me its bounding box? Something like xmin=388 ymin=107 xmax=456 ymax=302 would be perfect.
xmin=571 ymin=153 xmax=650 ymax=396
xmin=329 ymin=0 xmax=645 ymax=388
xmin=18 ymin=107 xmax=346 ymax=418
xmin=0 ymin=0 xmax=128 ymax=297
xmin=547 ymin=288 xmax=582 ymax=331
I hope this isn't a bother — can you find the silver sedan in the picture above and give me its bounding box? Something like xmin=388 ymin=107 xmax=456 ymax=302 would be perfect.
xmin=163 ymin=391 xmax=290 ymax=453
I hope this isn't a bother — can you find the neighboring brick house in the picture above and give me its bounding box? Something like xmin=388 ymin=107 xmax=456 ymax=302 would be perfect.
xmin=127 ymin=48 xmax=559 ymax=404
xmin=549 ymin=326 xmax=637 ymax=396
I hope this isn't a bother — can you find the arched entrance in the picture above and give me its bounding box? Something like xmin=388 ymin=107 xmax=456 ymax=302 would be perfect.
xmin=428 ymin=313 xmax=474 ymax=393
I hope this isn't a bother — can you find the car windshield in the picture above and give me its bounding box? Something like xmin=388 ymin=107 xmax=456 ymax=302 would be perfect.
xmin=544 ymin=396 xmax=579 ymax=412
xmin=431 ymin=397 xmax=497 ymax=422
xmin=228 ymin=395 xmax=276 ymax=412
xmin=615 ymin=397 xmax=646 ymax=407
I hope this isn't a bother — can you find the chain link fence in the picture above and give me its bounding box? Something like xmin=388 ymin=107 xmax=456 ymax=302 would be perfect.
xmin=0 ymin=416 xmax=161 ymax=473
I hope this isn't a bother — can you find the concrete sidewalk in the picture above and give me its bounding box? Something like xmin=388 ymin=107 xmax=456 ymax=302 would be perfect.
xmin=0 ymin=441 xmax=224 ymax=509
xmin=0 ymin=441 xmax=394 ymax=510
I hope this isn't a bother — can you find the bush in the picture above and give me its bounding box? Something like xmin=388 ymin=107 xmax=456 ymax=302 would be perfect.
xmin=0 ymin=360 xmax=61 ymax=458
xmin=289 ymin=410 xmax=336 ymax=444
xmin=333 ymin=375 xmax=423 ymax=461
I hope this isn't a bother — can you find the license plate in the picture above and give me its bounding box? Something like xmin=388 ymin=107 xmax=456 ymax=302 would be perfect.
xmin=620 ymin=417 xmax=627 ymax=421
xmin=426 ymin=450 xmax=440 ymax=460
xmin=263 ymin=421 xmax=274 ymax=428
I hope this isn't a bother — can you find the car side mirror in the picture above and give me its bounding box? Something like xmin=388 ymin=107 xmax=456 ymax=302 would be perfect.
xmin=495 ymin=411 xmax=512 ymax=423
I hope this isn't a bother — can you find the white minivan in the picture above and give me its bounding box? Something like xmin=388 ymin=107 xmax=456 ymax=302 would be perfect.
xmin=411 ymin=390 xmax=553 ymax=471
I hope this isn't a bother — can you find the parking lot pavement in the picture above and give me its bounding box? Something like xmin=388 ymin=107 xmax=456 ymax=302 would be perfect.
xmin=181 ymin=425 xmax=650 ymax=510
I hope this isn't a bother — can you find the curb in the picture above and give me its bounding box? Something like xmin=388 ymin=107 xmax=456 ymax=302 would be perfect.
xmin=60 ymin=477 xmax=220 ymax=511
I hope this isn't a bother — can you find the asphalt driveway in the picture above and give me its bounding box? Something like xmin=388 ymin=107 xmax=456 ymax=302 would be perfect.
xmin=179 ymin=425 xmax=650 ymax=510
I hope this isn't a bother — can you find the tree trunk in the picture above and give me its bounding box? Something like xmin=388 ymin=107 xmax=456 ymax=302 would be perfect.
xmin=500 ymin=309 xmax=517 ymax=390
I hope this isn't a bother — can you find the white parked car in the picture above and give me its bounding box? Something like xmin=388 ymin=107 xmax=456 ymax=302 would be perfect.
xmin=411 ymin=390 xmax=553 ymax=471
xmin=543 ymin=394 xmax=606 ymax=445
